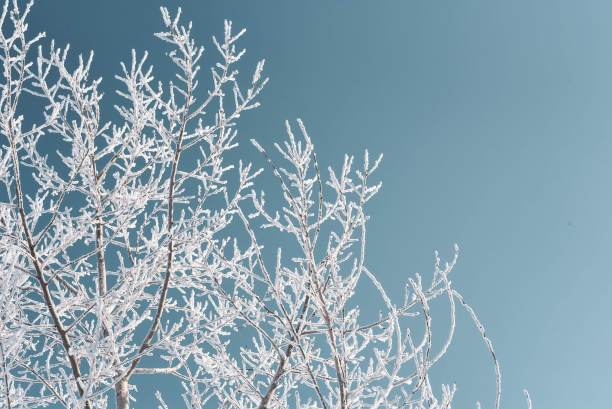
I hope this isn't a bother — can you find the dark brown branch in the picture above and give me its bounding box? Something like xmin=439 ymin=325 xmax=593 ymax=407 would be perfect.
xmin=8 ymin=135 xmax=91 ymax=409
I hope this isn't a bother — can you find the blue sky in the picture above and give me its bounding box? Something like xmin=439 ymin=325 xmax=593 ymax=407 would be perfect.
xmin=28 ymin=1 xmax=612 ymax=407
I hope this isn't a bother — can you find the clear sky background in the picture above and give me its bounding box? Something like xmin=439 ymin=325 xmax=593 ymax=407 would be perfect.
xmin=28 ymin=1 xmax=612 ymax=408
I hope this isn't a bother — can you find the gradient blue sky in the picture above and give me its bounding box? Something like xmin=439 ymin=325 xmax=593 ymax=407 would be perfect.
xmin=28 ymin=1 xmax=612 ymax=407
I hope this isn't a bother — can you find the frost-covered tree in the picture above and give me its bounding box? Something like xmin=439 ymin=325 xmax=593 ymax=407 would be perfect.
xmin=0 ymin=1 xmax=529 ymax=409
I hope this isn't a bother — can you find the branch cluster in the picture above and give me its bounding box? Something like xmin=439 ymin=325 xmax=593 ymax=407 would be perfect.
xmin=0 ymin=2 xmax=523 ymax=409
